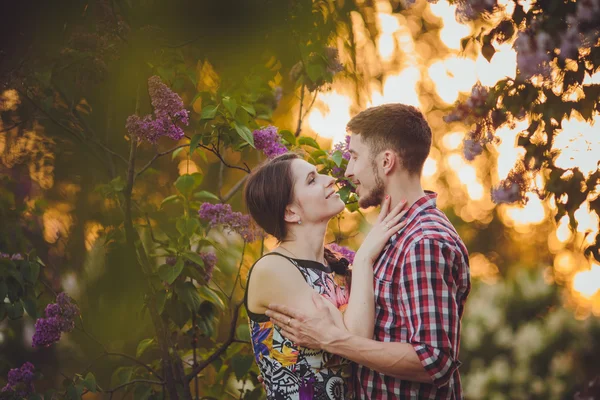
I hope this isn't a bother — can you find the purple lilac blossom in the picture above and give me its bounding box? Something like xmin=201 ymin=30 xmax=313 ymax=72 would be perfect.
xmin=491 ymin=169 xmax=528 ymax=204
xmin=253 ymin=126 xmax=288 ymax=159
xmin=1 ymin=362 xmax=36 ymax=398
xmin=332 ymin=135 xmax=351 ymax=161
xmin=198 ymin=252 xmax=217 ymax=283
xmin=125 ymin=76 xmax=189 ymax=143
xmin=198 ymin=203 xmax=263 ymax=242
xmin=514 ymin=31 xmax=552 ymax=79
xmin=32 ymin=293 xmax=80 ymax=347
xmin=328 ymin=243 xmax=356 ymax=264
xmin=32 ymin=317 xmax=62 ymax=347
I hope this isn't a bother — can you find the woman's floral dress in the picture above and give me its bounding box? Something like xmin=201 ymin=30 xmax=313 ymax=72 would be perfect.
xmin=244 ymin=252 xmax=352 ymax=399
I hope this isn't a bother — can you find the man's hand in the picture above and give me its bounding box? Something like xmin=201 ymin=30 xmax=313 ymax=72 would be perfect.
xmin=265 ymin=292 xmax=349 ymax=350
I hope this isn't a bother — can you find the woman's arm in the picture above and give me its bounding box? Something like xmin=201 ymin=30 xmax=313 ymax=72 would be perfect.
xmin=340 ymin=196 xmax=407 ymax=338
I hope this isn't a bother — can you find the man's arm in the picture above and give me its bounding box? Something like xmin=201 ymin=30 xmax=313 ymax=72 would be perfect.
xmin=267 ymin=238 xmax=464 ymax=388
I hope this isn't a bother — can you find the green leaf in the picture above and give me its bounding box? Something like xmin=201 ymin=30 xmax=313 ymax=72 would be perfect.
xmin=198 ymin=286 xmax=225 ymax=310
xmin=0 ymin=280 xmax=8 ymax=301
xmin=182 ymin=252 xmax=205 ymax=267
xmin=190 ymin=133 xmax=203 ymax=153
xmin=298 ymin=136 xmax=320 ymax=149
xmin=174 ymin=174 xmax=197 ymax=197
xmin=176 ymin=217 xmax=200 ymax=237
xmin=241 ymin=104 xmax=256 ymax=116
xmin=310 ymin=149 xmax=328 ymax=159
xmin=175 ymin=281 xmax=202 ymax=312
xmin=482 ymin=42 xmax=496 ymax=62
xmin=136 ymin=338 xmax=156 ymax=358
xmin=279 ymin=129 xmax=296 ymax=145
xmin=338 ymin=185 xmax=352 ymax=203
xmin=21 ymin=261 xmax=40 ymax=284
xmin=111 ymin=367 xmax=133 ymax=388
xmin=171 ymin=146 xmax=185 ymax=160
xmin=22 ymin=297 xmax=38 ymax=319
xmin=160 ymin=194 xmax=181 ymax=208
xmin=231 ymin=354 xmax=254 ymax=380
xmin=331 ymin=150 xmax=343 ymax=167
xmin=222 ymin=97 xmax=238 ymax=117
xmin=193 ymin=191 xmax=220 ymax=201
xmin=234 ymin=122 xmax=255 ymax=147
xmin=134 ymin=384 xmax=152 ymax=400
xmin=7 ymin=302 xmax=24 ymax=319
xmin=200 ymin=105 xmax=218 ymax=119
xmin=67 ymin=384 xmax=83 ymax=400
xmin=110 ymin=176 xmax=126 ymax=192
xmin=82 ymin=372 xmax=97 ymax=393
xmin=236 ymin=323 xmax=251 ymax=342
xmin=158 ymin=259 xmax=184 ymax=285
xmin=156 ymin=290 xmax=168 ymax=314
xmin=306 ymin=63 xmax=325 ymax=82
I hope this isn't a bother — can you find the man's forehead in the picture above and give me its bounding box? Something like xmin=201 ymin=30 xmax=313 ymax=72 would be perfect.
xmin=348 ymin=133 xmax=365 ymax=150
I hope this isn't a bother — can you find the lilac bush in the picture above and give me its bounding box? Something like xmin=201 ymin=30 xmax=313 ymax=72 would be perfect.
xmin=198 ymin=203 xmax=262 ymax=242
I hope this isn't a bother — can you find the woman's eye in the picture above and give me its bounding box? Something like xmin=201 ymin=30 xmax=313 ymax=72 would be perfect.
xmin=309 ymin=178 xmax=315 ymax=184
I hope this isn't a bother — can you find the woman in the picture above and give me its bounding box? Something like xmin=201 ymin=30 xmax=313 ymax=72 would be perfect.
xmin=243 ymin=153 xmax=406 ymax=399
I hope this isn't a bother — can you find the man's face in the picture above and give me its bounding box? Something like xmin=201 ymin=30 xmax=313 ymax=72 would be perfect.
xmin=344 ymin=134 xmax=385 ymax=209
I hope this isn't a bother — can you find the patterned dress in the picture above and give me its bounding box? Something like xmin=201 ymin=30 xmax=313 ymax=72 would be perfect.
xmin=244 ymin=252 xmax=352 ymax=399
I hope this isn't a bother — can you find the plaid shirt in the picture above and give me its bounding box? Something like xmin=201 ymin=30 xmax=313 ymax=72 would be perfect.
xmin=354 ymin=191 xmax=471 ymax=399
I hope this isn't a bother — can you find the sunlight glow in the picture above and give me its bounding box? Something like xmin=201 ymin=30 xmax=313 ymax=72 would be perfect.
xmin=573 ymin=263 xmax=600 ymax=299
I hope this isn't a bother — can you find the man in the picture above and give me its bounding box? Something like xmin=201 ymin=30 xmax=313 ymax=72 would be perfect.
xmin=265 ymin=103 xmax=471 ymax=399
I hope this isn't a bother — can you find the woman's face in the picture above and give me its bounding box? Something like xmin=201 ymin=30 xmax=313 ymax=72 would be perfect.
xmin=289 ymin=159 xmax=345 ymax=223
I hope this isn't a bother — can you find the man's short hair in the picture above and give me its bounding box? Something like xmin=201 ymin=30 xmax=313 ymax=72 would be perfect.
xmin=346 ymin=103 xmax=432 ymax=176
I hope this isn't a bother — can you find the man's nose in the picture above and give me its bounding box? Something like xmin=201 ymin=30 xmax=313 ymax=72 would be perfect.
xmin=344 ymin=162 xmax=353 ymax=178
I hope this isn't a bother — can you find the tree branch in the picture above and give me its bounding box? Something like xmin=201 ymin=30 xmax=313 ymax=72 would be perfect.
xmin=198 ymin=144 xmax=251 ymax=174
xmin=220 ymin=175 xmax=248 ymax=203
xmin=295 ymin=82 xmax=306 ymax=137
xmin=185 ymin=302 xmax=242 ymax=382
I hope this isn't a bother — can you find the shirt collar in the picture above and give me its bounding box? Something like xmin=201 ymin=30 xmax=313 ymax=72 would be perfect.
xmin=389 ymin=190 xmax=438 ymax=241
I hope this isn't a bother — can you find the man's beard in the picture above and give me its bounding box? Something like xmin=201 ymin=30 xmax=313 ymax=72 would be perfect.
xmin=358 ymin=161 xmax=385 ymax=209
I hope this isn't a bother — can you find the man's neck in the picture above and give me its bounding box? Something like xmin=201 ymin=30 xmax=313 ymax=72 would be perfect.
xmin=385 ymin=174 xmax=425 ymax=210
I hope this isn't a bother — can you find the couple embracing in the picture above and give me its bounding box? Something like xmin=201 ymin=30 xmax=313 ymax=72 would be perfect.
xmin=243 ymin=103 xmax=471 ymax=399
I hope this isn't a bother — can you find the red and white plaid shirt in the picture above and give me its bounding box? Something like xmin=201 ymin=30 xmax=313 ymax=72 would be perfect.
xmin=354 ymin=191 xmax=471 ymax=399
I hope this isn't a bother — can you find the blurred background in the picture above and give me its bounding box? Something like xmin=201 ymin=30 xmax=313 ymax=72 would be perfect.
xmin=1 ymin=0 xmax=599 ymax=399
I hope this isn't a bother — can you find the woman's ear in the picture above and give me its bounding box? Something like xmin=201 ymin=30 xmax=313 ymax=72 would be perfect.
xmin=382 ymin=150 xmax=397 ymax=175
xmin=284 ymin=206 xmax=301 ymax=224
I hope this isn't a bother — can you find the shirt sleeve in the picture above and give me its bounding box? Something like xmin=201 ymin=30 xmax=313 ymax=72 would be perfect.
xmin=399 ymin=239 xmax=462 ymax=388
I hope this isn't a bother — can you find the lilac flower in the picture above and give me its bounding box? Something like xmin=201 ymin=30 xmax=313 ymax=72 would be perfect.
xmin=32 ymin=317 xmax=62 ymax=347
xmin=324 ymin=47 xmax=344 ymax=75
xmin=253 ymin=126 xmax=288 ymax=159
xmin=328 ymin=243 xmax=356 ymax=264
xmin=332 ymin=135 xmax=351 ymax=161
xmin=125 ymin=76 xmax=189 ymax=143
xmin=463 ymin=139 xmax=484 ymax=161
xmin=454 ymin=0 xmax=498 ymax=22
xmin=514 ymin=31 xmax=552 ymax=79
xmin=32 ymin=293 xmax=80 ymax=347
xmin=0 ymin=253 xmax=24 ymax=260
xmin=198 ymin=252 xmax=217 ymax=283
xmin=491 ymin=169 xmax=528 ymax=204
xmin=198 ymin=203 xmax=263 ymax=242
xmin=2 ymin=362 xmax=36 ymax=398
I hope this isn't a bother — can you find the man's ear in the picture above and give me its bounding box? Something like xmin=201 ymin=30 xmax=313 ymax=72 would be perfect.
xmin=284 ymin=206 xmax=301 ymax=224
xmin=381 ymin=150 xmax=398 ymax=175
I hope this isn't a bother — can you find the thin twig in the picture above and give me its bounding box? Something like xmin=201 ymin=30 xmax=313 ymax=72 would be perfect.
xmin=0 ymin=121 xmax=23 ymax=133
xmin=105 ymin=379 xmax=165 ymax=394
xmin=136 ymin=143 xmax=189 ymax=178
xmin=229 ymin=243 xmax=246 ymax=300
xmin=198 ymin=144 xmax=251 ymax=174
xmin=302 ymin=88 xmax=320 ymax=121
xmin=295 ymin=82 xmax=306 ymax=137
xmin=145 ymin=213 xmax=168 ymax=246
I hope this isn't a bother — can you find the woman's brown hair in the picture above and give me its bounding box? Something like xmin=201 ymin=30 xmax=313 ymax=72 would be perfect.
xmin=244 ymin=153 xmax=350 ymax=276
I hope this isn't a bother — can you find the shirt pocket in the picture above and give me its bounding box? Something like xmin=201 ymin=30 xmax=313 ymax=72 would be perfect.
xmin=373 ymin=277 xmax=398 ymax=340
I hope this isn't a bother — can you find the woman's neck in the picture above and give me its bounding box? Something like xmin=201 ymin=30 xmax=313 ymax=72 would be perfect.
xmin=278 ymin=223 xmax=327 ymax=263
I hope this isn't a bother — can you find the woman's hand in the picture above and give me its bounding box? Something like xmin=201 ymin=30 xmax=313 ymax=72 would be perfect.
xmin=355 ymin=195 xmax=408 ymax=265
